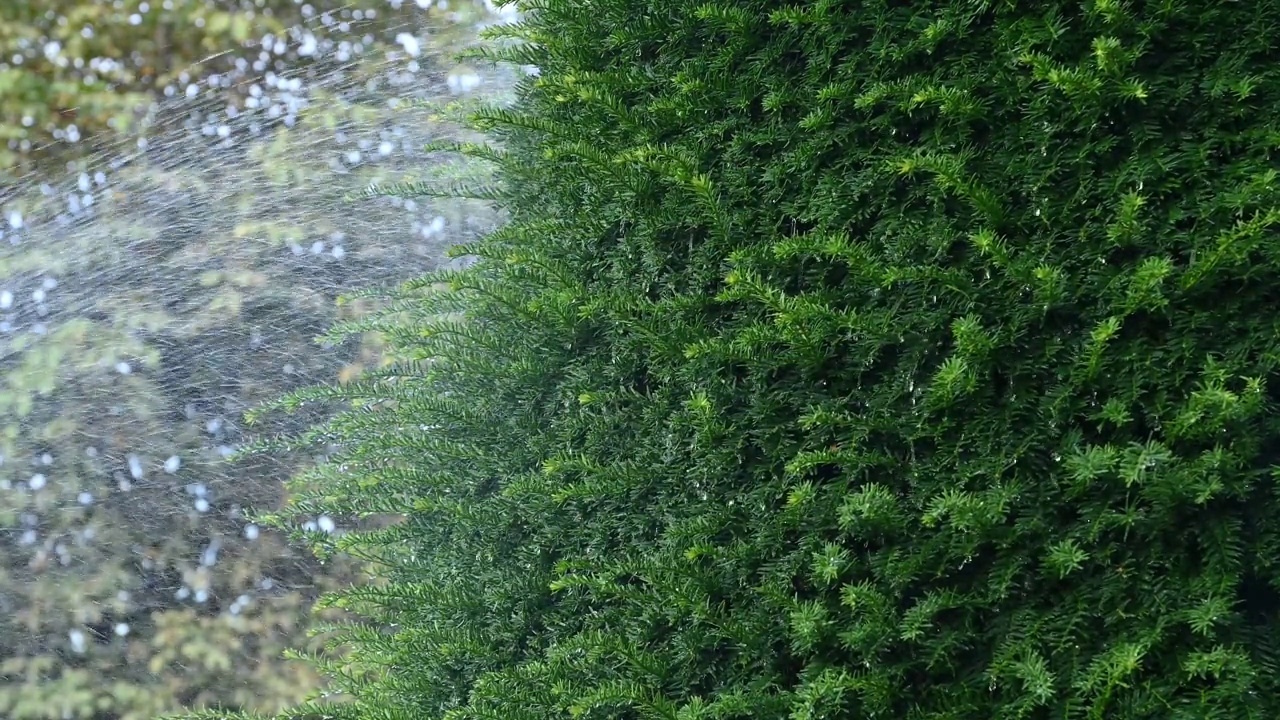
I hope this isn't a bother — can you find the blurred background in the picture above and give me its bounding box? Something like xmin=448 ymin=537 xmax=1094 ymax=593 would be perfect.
xmin=0 ymin=1 xmax=516 ymax=717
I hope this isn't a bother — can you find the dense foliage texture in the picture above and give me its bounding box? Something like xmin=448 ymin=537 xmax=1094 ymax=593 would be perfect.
xmin=253 ymin=0 xmax=1280 ymax=718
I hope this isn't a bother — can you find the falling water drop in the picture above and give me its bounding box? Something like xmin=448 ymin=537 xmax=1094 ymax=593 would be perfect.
xmin=127 ymin=455 xmax=143 ymax=480
xmin=201 ymin=540 xmax=221 ymax=566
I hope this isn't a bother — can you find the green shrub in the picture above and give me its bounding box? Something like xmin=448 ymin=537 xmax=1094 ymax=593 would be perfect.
xmin=248 ymin=0 xmax=1280 ymax=718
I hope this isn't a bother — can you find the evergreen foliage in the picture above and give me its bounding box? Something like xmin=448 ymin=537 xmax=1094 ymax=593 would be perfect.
xmin=249 ymin=0 xmax=1280 ymax=718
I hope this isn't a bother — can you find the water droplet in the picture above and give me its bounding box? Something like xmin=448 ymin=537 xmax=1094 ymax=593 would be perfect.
xmin=396 ymin=31 xmax=422 ymax=56
xmin=299 ymin=34 xmax=318 ymax=56
xmin=201 ymin=540 xmax=221 ymax=566
xmin=127 ymin=455 xmax=143 ymax=480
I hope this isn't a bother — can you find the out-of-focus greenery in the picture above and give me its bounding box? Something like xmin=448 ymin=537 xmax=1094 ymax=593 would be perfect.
xmin=0 ymin=0 xmax=254 ymax=158
xmin=0 ymin=0 xmax=488 ymax=172
xmin=0 ymin=1 xmax=512 ymax=717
